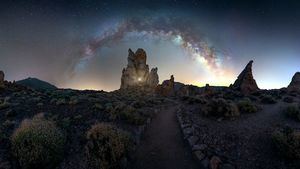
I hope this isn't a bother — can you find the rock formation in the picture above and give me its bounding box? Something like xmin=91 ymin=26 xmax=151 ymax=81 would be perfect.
xmin=156 ymin=75 xmax=175 ymax=96
xmin=0 ymin=71 xmax=4 ymax=87
xmin=232 ymin=60 xmax=259 ymax=94
xmin=287 ymin=72 xmax=300 ymax=92
xmin=204 ymin=84 xmax=214 ymax=96
xmin=120 ymin=48 xmax=159 ymax=89
xmin=177 ymin=85 xmax=200 ymax=96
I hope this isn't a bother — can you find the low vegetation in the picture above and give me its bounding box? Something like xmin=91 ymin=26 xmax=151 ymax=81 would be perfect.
xmin=283 ymin=104 xmax=300 ymax=121
xmin=237 ymin=99 xmax=258 ymax=113
xmin=260 ymin=95 xmax=277 ymax=104
xmin=282 ymin=96 xmax=294 ymax=103
xmin=120 ymin=106 xmax=146 ymax=125
xmin=272 ymin=127 xmax=300 ymax=159
xmin=85 ymin=123 xmax=132 ymax=169
xmin=11 ymin=115 xmax=66 ymax=169
xmin=202 ymin=98 xmax=240 ymax=118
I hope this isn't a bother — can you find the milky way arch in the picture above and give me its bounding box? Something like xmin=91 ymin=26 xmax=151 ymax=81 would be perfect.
xmin=73 ymin=16 xmax=229 ymax=80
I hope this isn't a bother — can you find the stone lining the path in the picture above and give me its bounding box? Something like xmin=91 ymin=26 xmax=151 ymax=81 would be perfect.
xmin=176 ymin=107 xmax=236 ymax=169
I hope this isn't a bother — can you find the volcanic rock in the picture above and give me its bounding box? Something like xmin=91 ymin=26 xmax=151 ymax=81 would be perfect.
xmin=203 ymin=84 xmax=214 ymax=96
xmin=287 ymin=72 xmax=300 ymax=92
xmin=177 ymin=84 xmax=201 ymax=96
xmin=120 ymin=48 xmax=159 ymax=89
xmin=232 ymin=60 xmax=259 ymax=94
xmin=0 ymin=71 xmax=4 ymax=87
xmin=156 ymin=75 xmax=175 ymax=96
xmin=147 ymin=68 xmax=159 ymax=87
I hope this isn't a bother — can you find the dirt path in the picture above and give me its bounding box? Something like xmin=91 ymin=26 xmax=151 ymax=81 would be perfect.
xmin=130 ymin=105 xmax=199 ymax=169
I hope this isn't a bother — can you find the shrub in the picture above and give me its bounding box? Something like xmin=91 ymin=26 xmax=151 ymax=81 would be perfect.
xmin=56 ymin=98 xmax=66 ymax=105
xmin=85 ymin=123 xmax=132 ymax=169
xmin=283 ymin=96 xmax=294 ymax=103
xmin=237 ymin=99 xmax=258 ymax=113
xmin=260 ymin=95 xmax=277 ymax=104
xmin=130 ymin=100 xmax=146 ymax=108
xmin=203 ymin=98 xmax=240 ymax=118
xmin=183 ymin=96 xmax=207 ymax=105
xmin=272 ymin=127 xmax=300 ymax=159
xmin=0 ymin=97 xmax=10 ymax=110
xmin=120 ymin=106 xmax=145 ymax=125
xmin=283 ymin=104 xmax=300 ymax=121
xmin=0 ymin=128 xmax=7 ymax=141
xmin=11 ymin=116 xmax=65 ymax=169
xmin=69 ymin=96 xmax=79 ymax=105
xmin=94 ymin=103 xmax=104 ymax=110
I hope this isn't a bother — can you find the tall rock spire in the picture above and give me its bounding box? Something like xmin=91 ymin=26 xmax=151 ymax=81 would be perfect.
xmin=287 ymin=72 xmax=300 ymax=92
xmin=232 ymin=60 xmax=259 ymax=94
xmin=120 ymin=48 xmax=159 ymax=89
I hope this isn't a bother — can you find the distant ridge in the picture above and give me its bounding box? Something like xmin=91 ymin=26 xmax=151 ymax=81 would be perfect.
xmin=16 ymin=77 xmax=57 ymax=91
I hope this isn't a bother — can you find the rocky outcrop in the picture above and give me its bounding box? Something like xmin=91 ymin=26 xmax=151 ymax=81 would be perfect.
xmin=146 ymin=68 xmax=159 ymax=87
xmin=156 ymin=75 xmax=175 ymax=96
xmin=0 ymin=71 xmax=4 ymax=87
xmin=287 ymin=72 xmax=300 ymax=92
xmin=177 ymin=85 xmax=200 ymax=96
xmin=232 ymin=60 xmax=259 ymax=94
xmin=120 ymin=48 xmax=159 ymax=89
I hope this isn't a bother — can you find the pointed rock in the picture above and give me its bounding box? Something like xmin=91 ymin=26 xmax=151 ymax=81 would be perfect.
xmin=288 ymin=72 xmax=300 ymax=92
xmin=120 ymin=48 xmax=159 ymax=89
xmin=232 ymin=60 xmax=259 ymax=94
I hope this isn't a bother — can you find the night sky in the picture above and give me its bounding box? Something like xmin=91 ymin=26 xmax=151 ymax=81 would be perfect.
xmin=1 ymin=0 xmax=300 ymax=91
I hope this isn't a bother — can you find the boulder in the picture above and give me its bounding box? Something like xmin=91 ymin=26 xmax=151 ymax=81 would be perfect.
xmin=287 ymin=72 xmax=300 ymax=92
xmin=120 ymin=48 xmax=159 ymax=89
xmin=232 ymin=60 xmax=259 ymax=94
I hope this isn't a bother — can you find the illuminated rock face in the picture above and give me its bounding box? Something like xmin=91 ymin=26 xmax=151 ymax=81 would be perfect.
xmin=288 ymin=72 xmax=300 ymax=92
xmin=120 ymin=48 xmax=159 ymax=89
xmin=232 ymin=60 xmax=259 ymax=94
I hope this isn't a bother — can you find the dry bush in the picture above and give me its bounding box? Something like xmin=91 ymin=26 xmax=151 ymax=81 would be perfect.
xmin=120 ymin=106 xmax=145 ymax=125
xmin=203 ymin=98 xmax=240 ymax=118
xmin=260 ymin=95 xmax=277 ymax=104
xmin=283 ymin=104 xmax=300 ymax=121
xmin=283 ymin=96 xmax=294 ymax=103
xmin=237 ymin=99 xmax=258 ymax=113
xmin=272 ymin=127 xmax=300 ymax=159
xmin=11 ymin=115 xmax=65 ymax=169
xmin=85 ymin=123 xmax=132 ymax=169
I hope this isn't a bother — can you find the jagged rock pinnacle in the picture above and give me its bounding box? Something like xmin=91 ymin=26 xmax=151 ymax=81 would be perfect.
xmin=120 ymin=48 xmax=159 ymax=89
xmin=232 ymin=60 xmax=259 ymax=94
xmin=287 ymin=72 xmax=300 ymax=92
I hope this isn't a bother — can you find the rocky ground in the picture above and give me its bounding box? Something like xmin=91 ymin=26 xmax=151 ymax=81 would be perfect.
xmin=177 ymin=89 xmax=300 ymax=169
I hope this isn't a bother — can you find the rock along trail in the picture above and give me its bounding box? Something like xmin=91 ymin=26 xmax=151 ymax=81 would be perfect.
xmin=130 ymin=104 xmax=199 ymax=169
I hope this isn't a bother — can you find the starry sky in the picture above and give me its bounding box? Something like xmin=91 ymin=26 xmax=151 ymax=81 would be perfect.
xmin=1 ymin=0 xmax=300 ymax=91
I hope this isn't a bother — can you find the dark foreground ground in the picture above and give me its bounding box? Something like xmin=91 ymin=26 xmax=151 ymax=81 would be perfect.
xmin=1 ymin=82 xmax=300 ymax=169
